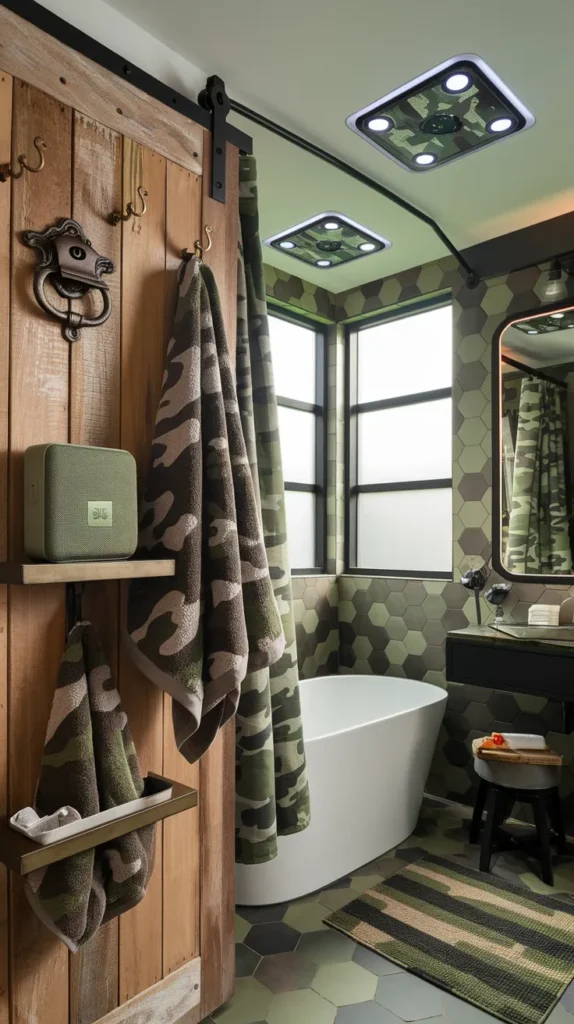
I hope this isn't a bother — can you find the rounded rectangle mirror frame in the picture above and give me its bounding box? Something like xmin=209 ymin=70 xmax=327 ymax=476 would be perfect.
xmin=492 ymin=297 xmax=574 ymax=585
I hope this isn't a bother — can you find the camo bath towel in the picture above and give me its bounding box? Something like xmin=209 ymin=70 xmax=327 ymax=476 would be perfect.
xmin=126 ymin=256 xmax=285 ymax=762
xmin=21 ymin=622 xmax=154 ymax=952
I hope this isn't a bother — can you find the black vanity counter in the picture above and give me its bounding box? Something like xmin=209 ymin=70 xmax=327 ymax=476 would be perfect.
xmin=446 ymin=626 xmax=574 ymax=702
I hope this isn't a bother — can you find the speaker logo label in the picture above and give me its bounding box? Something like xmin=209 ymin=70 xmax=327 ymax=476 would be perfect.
xmin=88 ymin=501 xmax=113 ymax=527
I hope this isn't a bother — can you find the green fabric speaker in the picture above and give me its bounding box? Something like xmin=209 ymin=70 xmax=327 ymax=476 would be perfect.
xmin=24 ymin=444 xmax=138 ymax=562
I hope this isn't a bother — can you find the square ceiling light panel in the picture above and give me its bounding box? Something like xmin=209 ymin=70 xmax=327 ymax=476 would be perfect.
xmin=264 ymin=213 xmax=391 ymax=269
xmin=347 ymin=55 xmax=535 ymax=172
xmin=514 ymin=310 xmax=574 ymax=335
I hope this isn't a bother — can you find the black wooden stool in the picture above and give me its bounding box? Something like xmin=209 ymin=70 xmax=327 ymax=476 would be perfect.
xmin=470 ymin=778 xmax=567 ymax=886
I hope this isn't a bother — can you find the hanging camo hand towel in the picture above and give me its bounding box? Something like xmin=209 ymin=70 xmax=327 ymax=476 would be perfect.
xmin=20 ymin=622 xmax=154 ymax=952
xmin=235 ymin=154 xmax=311 ymax=865
xmin=126 ymin=256 xmax=285 ymax=762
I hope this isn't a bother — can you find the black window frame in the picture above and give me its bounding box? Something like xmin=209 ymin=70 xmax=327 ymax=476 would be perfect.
xmin=268 ymin=304 xmax=327 ymax=575
xmin=345 ymin=294 xmax=453 ymax=580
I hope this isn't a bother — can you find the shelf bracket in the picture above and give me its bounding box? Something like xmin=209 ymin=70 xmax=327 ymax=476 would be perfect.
xmin=198 ymin=75 xmax=230 ymax=203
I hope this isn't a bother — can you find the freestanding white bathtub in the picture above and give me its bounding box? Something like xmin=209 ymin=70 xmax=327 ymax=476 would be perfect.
xmin=235 ymin=674 xmax=447 ymax=906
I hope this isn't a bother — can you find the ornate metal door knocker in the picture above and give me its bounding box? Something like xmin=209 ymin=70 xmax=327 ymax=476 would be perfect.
xmin=23 ymin=219 xmax=115 ymax=342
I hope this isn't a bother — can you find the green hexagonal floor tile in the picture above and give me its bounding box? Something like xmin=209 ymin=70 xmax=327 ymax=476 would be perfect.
xmin=212 ymin=977 xmax=273 ymax=1023
xmin=312 ymin=961 xmax=377 ymax=1006
xmin=318 ymin=887 xmax=361 ymax=912
xmin=297 ymin=928 xmax=356 ymax=965
xmin=266 ymin=988 xmax=337 ymax=1024
xmin=283 ymin=899 xmax=328 ymax=934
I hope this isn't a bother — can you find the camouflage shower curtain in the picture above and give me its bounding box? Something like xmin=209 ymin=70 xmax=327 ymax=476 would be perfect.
xmin=506 ymin=377 xmax=572 ymax=574
xmin=234 ymin=155 xmax=311 ymax=864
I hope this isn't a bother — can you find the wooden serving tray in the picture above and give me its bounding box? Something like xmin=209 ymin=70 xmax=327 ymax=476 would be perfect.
xmin=472 ymin=737 xmax=563 ymax=766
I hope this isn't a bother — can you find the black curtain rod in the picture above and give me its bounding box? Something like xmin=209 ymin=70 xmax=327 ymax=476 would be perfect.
xmin=501 ymin=354 xmax=567 ymax=390
xmin=230 ymin=98 xmax=479 ymax=286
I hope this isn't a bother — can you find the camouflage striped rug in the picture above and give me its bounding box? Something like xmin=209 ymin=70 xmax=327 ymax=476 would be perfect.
xmin=326 ymin=854 xmax=574 ymax=1024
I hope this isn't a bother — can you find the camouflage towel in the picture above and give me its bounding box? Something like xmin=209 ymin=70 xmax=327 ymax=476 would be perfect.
xmin=126 ymin=256 xmax=285 ymax=762
xmin=506 ymin=377 xmax=572 ymax=574
xmin=23 ymin=622 xmax=154 ymax=953
xmin=235 ymin=154 xmax=311 ymax=865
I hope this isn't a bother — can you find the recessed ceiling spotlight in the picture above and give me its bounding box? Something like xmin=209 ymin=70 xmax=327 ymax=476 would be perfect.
xmin=443 ymin=72 xmax=471 ymax=93
xmin=414 ymin=152 xmax=436 ymax=166
xmin=366 ymin=116 xmax=393 ymax=133
xmin=347 ymin=55 xmax=535 ymax=171
xmin=487 ymin=116 xmax=514 ymax=134
xmin=527 ymin=329 xmax=538 ymax=335
xmin=551 ymin=312 xmax=565 ymax=319
xmin=264 ymin=213 xmax=391 ymax=268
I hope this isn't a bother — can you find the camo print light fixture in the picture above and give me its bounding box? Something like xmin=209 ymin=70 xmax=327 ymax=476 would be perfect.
xmin=264 ymin=213 xmax=391 ymax=269
xmin=347 ymin=55 xmax=535 ymax=172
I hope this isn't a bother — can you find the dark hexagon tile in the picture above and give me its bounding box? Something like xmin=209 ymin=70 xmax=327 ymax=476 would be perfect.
xmin=367 ymin=578 xmax=390 ymax=602
xmin=387 ymin=593 xmax=407 ymax=616
xmin=238 ymin=903 xmax=288 ymax=924
xmin=422 ymin=646 xmax=444 ymax=672
xmin=315 ymin=617 xmax=333 ymax=644
xmin=340 ymin=645 xmax=356 ymax=669
xmin=403 ymin=581 xmax=426 ymax=605
xmin=254 ymin=950 xmax=317 ymax=994
xmin=487 ymin=691 xmax=519 ymax=722
xmin=465 ymin=701 xmax=494 ymax=731
xmin=459 ymin=472 xmax=489 ymax=502
xmin=368 ymin=649 xmax=390 ymax=675
xmin=403 ymin=654 xmax=426 ymax=680
xmin=386 ymin=616 xmax=408 ymax=641
xmin=441 ymin=582 xmax=470 ymax=610
xmin=441 ymin=608 xmax=469 ymax=632
xmin=353 ymin=590 xmax=372 ymax=613
xmin=386 ymin=578 xmax=408 ymax=592
xmin=369 ymin=626 xmax=390 ymax=651
xmin=236 ymin=942 xmax=261 ymax=978
xmin=443 ymin=711 xmax=471 ymax=741
xmin=404 ymin=606 xmax=426 ymax=631
xmin=422 ymin=619 xmax=446 ymax=646
xmin=459 ymin=527 xmax=488 ymax=555
xmin=244 ymin=922 xmax=300 ymax=956
xmin=339 ymin=622 xmax=356 ymax=646
xmin=444 ymin=737 xmax=470 ymax=768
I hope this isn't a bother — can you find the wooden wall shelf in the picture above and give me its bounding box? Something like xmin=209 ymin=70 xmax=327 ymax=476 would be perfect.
xmin=0 ymin=559 xmax=176 ymax=584
xmin=0 ymin=774 xmax=197 ymax=876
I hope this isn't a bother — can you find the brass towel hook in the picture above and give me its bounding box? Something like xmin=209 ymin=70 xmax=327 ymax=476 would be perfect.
xmin=0 ymin=136 xmax=46 ymax=183
xmin=182 ymin=224 xmax=213 ymax=262
xmin=109 ymin=184 xmax=148 ymax=225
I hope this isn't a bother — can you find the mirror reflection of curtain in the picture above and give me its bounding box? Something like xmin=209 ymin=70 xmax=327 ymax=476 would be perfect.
xmin=506 ymin=377 xmax=572 ymax=574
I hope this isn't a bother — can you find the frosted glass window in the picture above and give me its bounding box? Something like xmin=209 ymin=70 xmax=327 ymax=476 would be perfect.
xmin=357 ymin=489 xmax=452 ymax=573
xmin=285 ymin=491 xmax=316 ymax=568
xmin=358 ymin=305 xmax=452 ymax=404
xmin=358 ymin=399 xmax=451 ymax=484
xmin=278 ymin=406 xmax=316 ymax=484
xmin=269 ymin=315 xmax=316 ymax=404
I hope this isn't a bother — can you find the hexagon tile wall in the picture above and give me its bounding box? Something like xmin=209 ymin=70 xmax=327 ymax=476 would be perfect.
xmin=266 ymin=256 xmax=574 ymax=828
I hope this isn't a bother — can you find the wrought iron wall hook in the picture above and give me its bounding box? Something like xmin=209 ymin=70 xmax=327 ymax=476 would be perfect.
xmin=23 ymin=218 xmax=115 ymax=342
xmin=109 ymin=184 xmax=148 ymax=225
xmin=182 ymin=225 xmax=213 ymax=263
xmin=0 ymin=136 xmax=46 ymax=183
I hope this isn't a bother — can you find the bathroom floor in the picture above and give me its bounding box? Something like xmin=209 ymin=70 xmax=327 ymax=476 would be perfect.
xmin=205 ymin=798 xmax=574 ymax=1024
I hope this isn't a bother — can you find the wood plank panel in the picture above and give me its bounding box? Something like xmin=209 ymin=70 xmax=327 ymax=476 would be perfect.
xmin=99 ymin=958 xmax=200 ymax=1024
xmin=118 ymin=138 xmax=166 ymax=1003
xmin=0 ymin=8 xmax=203 ymax=176
xmin=199 ymin=140 xmax=239 ymax=1019
xmin=0 ymin=70 xmax=11 ymax=1024
xmin=68 ymin=109 xmax=122 ymax=1024
xmin=8 ymin=80 xmax=71 ymax=1024
xmin=162 ymin=161 xmax=202 ymax=978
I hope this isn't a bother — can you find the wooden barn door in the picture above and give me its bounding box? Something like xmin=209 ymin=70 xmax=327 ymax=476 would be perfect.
xmin=0 ymin=7 xmax=238 ymax=1023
